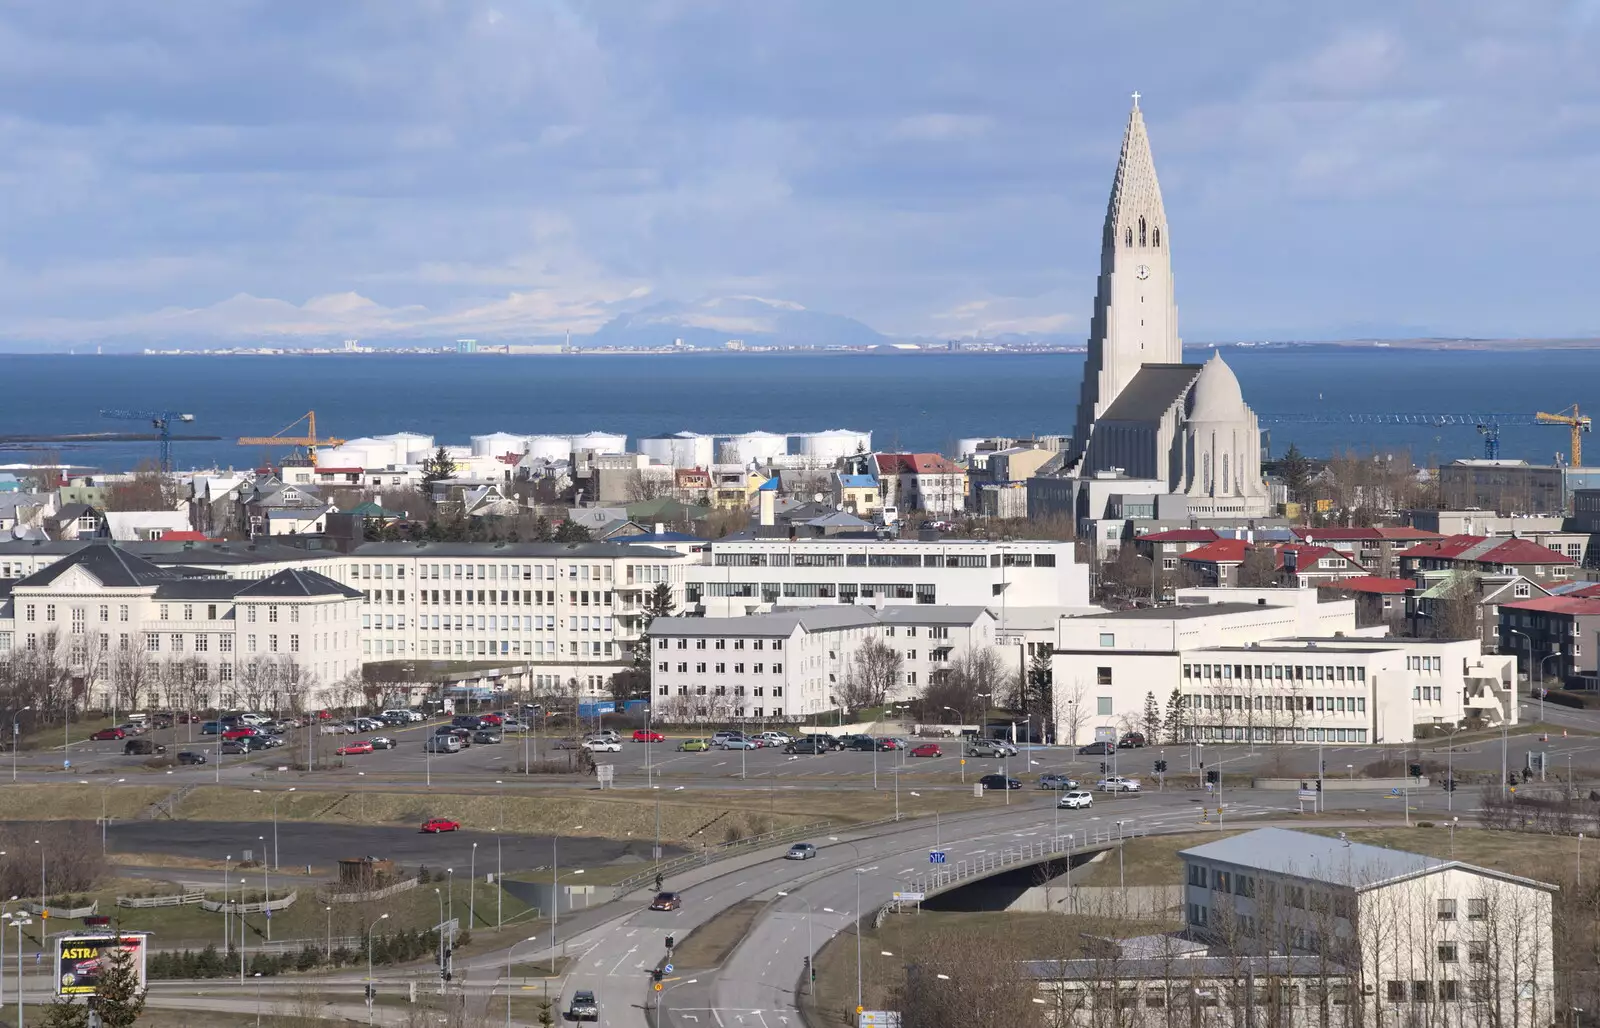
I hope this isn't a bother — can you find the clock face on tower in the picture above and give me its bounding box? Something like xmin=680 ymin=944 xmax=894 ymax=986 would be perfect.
xmin=1135 ymin=264 xmax=1150 ymax=280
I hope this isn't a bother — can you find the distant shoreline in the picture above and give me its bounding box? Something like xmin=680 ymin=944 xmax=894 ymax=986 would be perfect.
xmin=7 ymin=338 xmax=1600 ymax=357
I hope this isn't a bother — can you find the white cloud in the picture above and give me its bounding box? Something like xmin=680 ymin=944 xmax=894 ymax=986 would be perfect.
xmin=889 ymin=113 xmax=993 ymax=143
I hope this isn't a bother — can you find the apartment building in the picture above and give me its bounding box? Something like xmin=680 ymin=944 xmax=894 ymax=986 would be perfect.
xmin=1292 ymin=526 xmax=1442 ymax=578
xmin=1497 ymin=594 xmax=1600 ymax=689
xmin=1051 ymin=589 xmax=1516 ymax=745
xmin=874 ymin=453 xmax=966 ymax=516
xmin=648 ymin=605 xmax=995 ymax=719
xmin=688 ymin=538 xmax=1089 ymax=616
xmin=1181 ymin=828 xmax=1555 ymax=1028
xmin=0 ymin=541 xmax=362 ymax=711
xmin=1398 ymin=535 xmax=1575 ymax=585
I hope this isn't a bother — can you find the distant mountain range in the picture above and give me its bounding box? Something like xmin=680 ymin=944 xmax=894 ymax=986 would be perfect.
xmin=586 ymin=296 xmax=886 ymax=349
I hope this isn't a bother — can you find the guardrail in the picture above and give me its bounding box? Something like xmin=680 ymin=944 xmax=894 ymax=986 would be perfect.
xmin=117 ymin=891 xmax=204 ymax=909
xmin=29 ymin=901 xmax=97 ymax=918
xmin=200 ymin=890 xmax=298 ymax=915
xmin=613 ymin=820 xmax=837 ymax=897
xmin=902 ymin=820 xmax=1145 ymax=899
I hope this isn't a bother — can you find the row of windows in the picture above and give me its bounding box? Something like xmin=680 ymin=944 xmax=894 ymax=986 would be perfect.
xmin=351 ymin=562 xmax=624 ymax=583
xmin=1192 ymin=693 xmax=1367 ymax=715
xmin=688 ymin=583 xmax=939 ymax=602
xmin=1187 ymin=726 xmax=1370 ymax=743
xmin=710 ymin=552 xmax=1057 ymax=569
xmin=664 ymin=662 xmax=784 ymax=675
xmin=1183 ymin=663 xmax=1368 ymax=684
xmin=661 ymin=638 xmax=783 ymax=651
xmin=658 ymin=684 xmax=784 ymax=697
xmin=1386 ymin=980 xmax=1490 ymax=1003
xmin=366 ymin=638 xmax=617 ymax=659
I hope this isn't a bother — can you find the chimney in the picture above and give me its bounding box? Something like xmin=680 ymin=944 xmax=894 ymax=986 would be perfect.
xmin=759 ymin=487 xmax=775 ymax=527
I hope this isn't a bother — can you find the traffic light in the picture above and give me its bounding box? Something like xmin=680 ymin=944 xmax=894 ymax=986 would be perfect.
xmin=1154 ymin=760 xmax=1167 ymax=774
xmin=1099 ymin=762 xmax=1107 ymax=774
xmin=665 ymin=934 xmax=675 ymax=950
xmin=1408 ymin=763 xmax=1423 ymax=779
xmin=1205 ymin=769 xmax=1219 ymax=785
xmin=806 ymin=956 xmax=815 ymax=982
xmin=652 ymin=968 xmax=664 ymax=983
xmin=365 ymin=985 xmax=376 ymax=1000
xmin=1443 ymin=777 xmax=1456 ymax=792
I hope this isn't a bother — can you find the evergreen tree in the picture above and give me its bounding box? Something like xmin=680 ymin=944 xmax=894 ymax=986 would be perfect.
xmin=1023 ymin=649 xmax=1053 ymax=723
xmin=1141 ymin=691 xmax=1162 ymax=742
xmin=632 ymin=582 xmax=679 ymax=672
xmin=1278 ymin=444 xmax=1313 ymax=505
xmin=37 ymin=997 xmax=88 ymax=1028
xmin=421 ymin=446 xmax=457 ymax=486
xmin=538 ymin=995 xmax=557 ymax=1028
xmin=93 ymin=938 xmax=147 ymax=1028
xmin=533 ymin=515 xmax=554 ymax=542
xmin=1162 ymin=688 xmax=1187 ymax=744
xmin=553 ymin=520 xmax=592 ymax=543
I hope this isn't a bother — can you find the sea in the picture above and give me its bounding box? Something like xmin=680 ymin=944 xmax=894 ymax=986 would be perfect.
xmin=0 ymin=348 xmax=1592 ymax=472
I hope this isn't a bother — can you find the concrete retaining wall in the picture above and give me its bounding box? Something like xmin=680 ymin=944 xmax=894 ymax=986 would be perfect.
xmin=1007 ymin=884 xmax=1182 ymax=919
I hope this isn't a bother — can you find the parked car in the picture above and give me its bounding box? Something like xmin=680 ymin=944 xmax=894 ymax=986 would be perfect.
xmin=176 ymin=751 xmax=207 ymax=765
xmin=220 ymin=741 xmax=250 ymax=755
xmin=451 ymin=715 xmax=488 ymax=731
xmin=479 ymin=713 xmax=503 ymax=726
xmin=369 ymin=736 xmax=397 ymax=750
xmin=783 ymin=737 xmax=827 ymax=755
xmin=116 ymin=723 xmax=146 ymax=736
xmin=785 ymin=843 xmax=818 ymax=860
xmin=1059 ymin=790 xmax=1094 ymax=809
xmin=1038 ymin=773 xmax=1079 ymax=790
xmin=910 ymin=743 xmax=943 ymax=758
xmin=336 ymin=741 xmax=374 ymax=756
xmin=221 ymin=727 xmax=258 ymax=741
xmin=583 ymin=737 xmax=622 ymax=753
xmin=500 ymin=718 xmax=526 ymax=732
xmin=876 ymin=738 xmax=902 ymax=751
xmin=724 ymin=737 xmax=760 ymax=750
xmin=965 ymin=740 xmax=1006 ymax=758
xmin=436 ymin=727 xmax=473 ymax=747
xmin=593 ymin=730 xmax=622 ymax=744
xmin=678 ymin=738 xmax=710 ymax=752
xmin=319 ymin=723 xmax=348 ymax=735
xmin=568 ymin=990 xmax=599 ymax=1022
xmin=1117 ymin=732 xmax=1147 ymax=749
xmin=633 ymin=729 xmax=665 ymax=743
xmin=200 ymin=721 xmax=223 ymax=735
xmin=381 ymin=708 xmax=420 ymax=723
xmin=979 ymin=774 xmax=1022 ymax=790
xmin=845 ymin=736 xmax=878 ymax=752
xmin=758 ymin=731 xmax=792 ymax=747
xmin=420 ymin=818 xmax=461 ymax=833
xmin=123 ymin=739 xmax=166 ymax=756
xmin=649 ymin=891 xmax=681 ymax=911
xmin=1077 ymin=741 xmax=1115 ymax=756
xmin=423 ymin=734 xmax=462 ymax=753
xmin=1096 ymin=776 xmax=1141 ymax=793
xmin=91 ymin=728 xmax=127 ymax=741
xmin=257 ymin=735 xmax=285 ymax=748
xmin=472 ymin=729 xmax=503 ymax=745
xmin=711 ymin=731 xmax=746 ymax=748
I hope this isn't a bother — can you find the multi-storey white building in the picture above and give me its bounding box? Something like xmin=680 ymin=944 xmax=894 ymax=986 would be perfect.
xmin=648 ymin=606 xmax=996 ymax=720
xmin=1181 ymin=828 xmax=1555 ymax=1028
xmin=1052 ymin=589 xmax=1517 ymax=746
xmin=690 ymin=538 xmax=1089 ymax=616
xmin=0 ymin=541 xmax=362 ymax=710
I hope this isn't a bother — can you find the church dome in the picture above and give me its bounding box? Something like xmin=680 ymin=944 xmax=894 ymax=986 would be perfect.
xmin=1187 ymin=351 xmax=1246 ymax=422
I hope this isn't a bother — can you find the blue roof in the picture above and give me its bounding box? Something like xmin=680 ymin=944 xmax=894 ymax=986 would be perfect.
xmin=757 ymin=476 xmax=779 ymax=492
xmin=837 ymin=474 xmax=876 ymax=488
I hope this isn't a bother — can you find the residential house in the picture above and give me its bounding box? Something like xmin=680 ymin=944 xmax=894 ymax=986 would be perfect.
xmin=104 ymin=511 xmax=191 ymax=542
xmin=1436 ymin=458 xmax=1565 ymax=514
xmin=1317 ymin=576 xmax=1411 ymax=631
xmin=1398 ymin=535 xmax=1575 ymax=585
xmin=673 ymin=468 xmax=712 ymax=505
xmin=265 ymin=506 xmax=335 ymax=537
xmin=1293 ymin=526 xmax=1442 ymax=577
xmin=1178 ymin=538 xmax=1250 ymax=587
xmin=0 ymin=493 xmax=55 ymax=537
xmin=1497 ymin=595 xmax=1600 ymax=690
xmin=831 ymin=473 xmax=881 ymax=517
xmin=1275 ymin=545 xmax=1367 ymax=587
xmin=1409 ymin=570 xmax=1551 ymax=653
xmin=1131 ymin=528 xmax=1220 ymax=600
xmin=709 ymin=466 xmax=768 ymax=511
xmin=46 ymin=504 xmax=107 ymax=541
xmin=874 ymin=453 xmax=966 ymax=516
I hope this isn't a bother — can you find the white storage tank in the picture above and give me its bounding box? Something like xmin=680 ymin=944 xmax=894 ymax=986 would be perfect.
xmin=316 ymin=445 xmax=371 ymax=469
xmin=720 ymin=431 xmax=788 ymax=466
xmin=471 ymin=432 xmax=531 ymax=458
xmin=642 ymin=432 xmax=714 ymax=469
xmin=795 ymin=429 xmax=872 ymax=461
xmin=525 ymin=435 xmax=572 ymax=463
xmin=570 ymin=431 xmax=627 ymax=454
xmin=336 ymin=437 xmax=391 ymax=468
xmin=956 ymin=438 xmax=987 ymax=461
xmin=377 ymin=432 xmax=434 ymax=463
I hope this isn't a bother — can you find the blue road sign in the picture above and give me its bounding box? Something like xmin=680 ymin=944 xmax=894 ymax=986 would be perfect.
xmin=664 ymin=963 xmax=674 ymax=974
xmin=929 ymin=851 xmax=946 ymax=864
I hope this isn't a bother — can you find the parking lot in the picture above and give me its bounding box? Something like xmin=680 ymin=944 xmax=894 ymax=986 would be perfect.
xmin=44 ymin=715 xmax=1600 ymax=790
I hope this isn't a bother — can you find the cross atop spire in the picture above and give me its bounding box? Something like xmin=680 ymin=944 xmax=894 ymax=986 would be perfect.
xmin=1131 ymin=90 xmax=1141 ymax=108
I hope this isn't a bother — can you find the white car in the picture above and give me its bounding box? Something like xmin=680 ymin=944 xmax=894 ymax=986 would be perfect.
xmin=1096 ymin=776 xmax=1141 ymax=793
xmin=582 ymin=737 xmax=622 ymax=753
xmin=1058 ymin=790 xmax=1094 ymax=809
xmin=758 ymin=731 xmax=792 ymax=746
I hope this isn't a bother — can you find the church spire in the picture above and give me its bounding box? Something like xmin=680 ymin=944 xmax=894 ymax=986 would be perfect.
xmin=1102 ymin=92 xmax=1168 ymax=255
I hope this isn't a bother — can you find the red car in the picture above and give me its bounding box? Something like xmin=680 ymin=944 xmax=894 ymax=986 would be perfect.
xmin=633 ymin=730 xmax=664 ymax=743
xmin=910 ymin=743 xmax=943 ymax=758
xmin=91 ymin=728 xmax=126 ymax=741
xmin=479 ymin=713 xmax=503 ymax=725
xmin=420 ymin=818 xmax=461 ymax=834
xmin=336 ymin=741 xmax=374 ymax=756
xmin=221 ymin=727 xmax=258 ymax=741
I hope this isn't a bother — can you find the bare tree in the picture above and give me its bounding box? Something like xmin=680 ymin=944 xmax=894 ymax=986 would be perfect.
xmin=893 ymin=926 xmax=1044 ymax=1028
xmin=236 ymin=656 xmax=279 ymax=712
xmin=163 ymin=656 xmax=212 ymax=714
xmin=840 ymin=638 xmax=904 ymax=709
xmin=104 ymin=460 xmax=185 ymax=512
xmin=1428 ymin=572 xmax=1481 ymax=642
xmin=273 ymin=657 xmax=318 ymax=714
xmin=1056 ymin=678 xmax=1091 ymax=747
xmin=1236 ymin=546 xmax=1281 ymax=587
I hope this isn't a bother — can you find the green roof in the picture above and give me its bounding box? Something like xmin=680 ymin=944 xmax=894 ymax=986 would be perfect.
xmin=348 ymin=501 xmax=404 ymax=518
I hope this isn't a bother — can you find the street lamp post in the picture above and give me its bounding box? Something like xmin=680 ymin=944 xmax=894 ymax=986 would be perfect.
xmin=34 ymin=839 xmax=44 ymax=906
xmin=11 ymin=706 xmax=30 ymax=782
xmin=252 ymin=787 xmax=296 ymax=870
xmin=550 ymin=868 xmax=585 ymax=973
xmin=4 ymin=912 xmax=29 ymax=1028
xmin=366 ymin=911 xmax=390 ymax=1025
xmin=778 ymin=891 xmax=813 ymax=998
xmin=469 ymin=842 xmax=479 ymax=932
xmin=0 ymin=893 xmax=15 ymax=1011
xmin=505 ymin=935 xmax=541 ymax=1027
xmin=325 ymin=905 xmax=332 ymax=958
xmin=260 ymin=835 xmax=271 ymax=941
xmin=100 ymin=777 xmax=126 ymax=852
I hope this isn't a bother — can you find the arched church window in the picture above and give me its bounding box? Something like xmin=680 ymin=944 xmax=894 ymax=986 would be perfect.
xmin=1203 ymin=453 xmax=1212 ymax=494
xmin=1139 ymin=217 xmax=1147 ymax=247
xmin=1125 ymin=227 xmax=1132 ymax=248
xmin=1221 ymin=454 xmax=1230 ymax=495
xmin=1153 ymin=226 xmax=1161 ymax=248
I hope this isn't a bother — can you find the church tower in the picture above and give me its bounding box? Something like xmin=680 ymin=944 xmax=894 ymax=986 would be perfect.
xmin=1069 ymin=94 xmax=1181 ymax=466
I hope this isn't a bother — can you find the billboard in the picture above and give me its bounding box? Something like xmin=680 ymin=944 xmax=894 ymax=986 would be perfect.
xmin=56 ymin=934 xmax=148 ymax=997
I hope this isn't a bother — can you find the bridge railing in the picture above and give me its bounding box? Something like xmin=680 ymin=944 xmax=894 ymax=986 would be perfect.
xmin=903 ymin=819 xmax=1146 ymax=899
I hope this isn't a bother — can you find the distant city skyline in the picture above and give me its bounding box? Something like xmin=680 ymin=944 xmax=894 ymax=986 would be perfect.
xmin=0 ymin=3 xmax=1596 ymax=348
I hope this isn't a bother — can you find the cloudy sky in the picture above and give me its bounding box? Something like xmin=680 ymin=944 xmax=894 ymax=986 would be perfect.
xmin=1 ymin=1 xmax=1597 ymax=346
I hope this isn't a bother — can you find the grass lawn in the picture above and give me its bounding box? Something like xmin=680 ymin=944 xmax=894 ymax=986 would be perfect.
xmin=800 ymin=910 xmax=1180 ymax=1028
xmin=668 ymin=899 xmax=766 ymax=970
xmin=0 ymin=782 xmax=171 ymax=820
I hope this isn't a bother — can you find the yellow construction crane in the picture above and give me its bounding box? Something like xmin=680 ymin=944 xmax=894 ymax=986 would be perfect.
xmin=237 ymin=410 xmax=346 ymax=466
xmin=1535 ymin=404 xmax=1592 ymax=466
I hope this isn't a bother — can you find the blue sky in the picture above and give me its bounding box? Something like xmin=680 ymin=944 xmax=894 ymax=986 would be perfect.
xmin=1 ymin=1 xmax=1598 ymax=346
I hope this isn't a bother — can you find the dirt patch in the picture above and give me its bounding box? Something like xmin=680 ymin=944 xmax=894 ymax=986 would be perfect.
xmin=669 ymin=899 xmax=767 ymax=969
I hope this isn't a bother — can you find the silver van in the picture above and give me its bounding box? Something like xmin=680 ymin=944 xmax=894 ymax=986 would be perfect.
xmin=424 ymin=734 xmax=462 ymax=753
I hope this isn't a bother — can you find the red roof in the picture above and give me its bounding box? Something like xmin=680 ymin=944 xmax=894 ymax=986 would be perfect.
xmin=1180 ymin=539 xmax=1249 ymax=564
xmin=1275 ymin=544 xmax=1361 ymax=571
xmin=875 ymin=453 xmax=960 ymax=475
xmin=1501 ymin=596 xmax=1600 ymax=616
xmin=1140 ymin=529 xmax=1220 ymax=543
xmin=1324 ymin=575 xmax=1413 ymax=595
xmin=160 ymin=531 xmax=211 ymax=542
xmin=1559 ymin=582 xmax=1600 ymax=598
xmin=1372 ymin=526 xmax=1443 ymax=541
xmin=1399 ymin=534 xmax=1574 ymax=565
